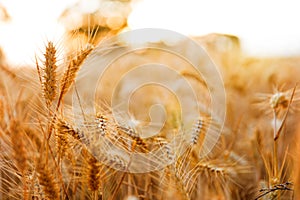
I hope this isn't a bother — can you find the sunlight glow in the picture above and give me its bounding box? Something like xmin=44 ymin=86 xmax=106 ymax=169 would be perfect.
xmin=0 ymin=0 xmax=300 ymax=66
xmin=0 ymin=0 xmax=77 ymax=66
xmin=128 ymin=0 xmax=300 ymax=56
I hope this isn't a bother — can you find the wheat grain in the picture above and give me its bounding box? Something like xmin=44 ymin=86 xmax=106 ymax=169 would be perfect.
xmin=105 ymin=154 xmax=127 ymax=171
xmin=191 ymin=117 xmax=205 ymax=145
xmin=152 ymin=136 xmax=174 ymax=161
xmin=117 ymin=125 xmax=148 ymax=152
xmin=55 ymin=117 xmax=86 ymax=144
xmin=95 ymin=114 xmax=108 ymax=136
xmin=189 ymin=114 xmax=214 ymax=148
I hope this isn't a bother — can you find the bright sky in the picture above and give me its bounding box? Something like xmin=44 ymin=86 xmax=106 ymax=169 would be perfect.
xmin=0 ymin=0 xmax=300 ymax=66
xmin=0 ymin=0 xmax=74 ymax=66
xmin=128 ymin=0 xmax=300 ymax=56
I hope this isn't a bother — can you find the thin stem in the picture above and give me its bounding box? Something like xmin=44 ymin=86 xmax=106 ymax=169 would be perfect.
xmin=273 ymin=140 xmax=278 ymax=180
xmin=273 ymin=110 xmax=278 ymax=180
xmin=92 ymin=191 xmax=97 ymax=200
xmin=109 ymin=157 xmax=132 ymax=200
xmin=272 ymin=110 xmax=281 ymax=200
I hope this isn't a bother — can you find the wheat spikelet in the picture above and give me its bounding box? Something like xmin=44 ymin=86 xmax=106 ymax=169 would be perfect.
xmin=190 ymin=114 xmax=213 ymax=146
xmin=36 ymin=158 xmax=59 ymax=200
xmin=54 ymin=117 xmax=71 ymax=159
xmin=55 ymin=117 xmax=86 ymax=142
xmin=58 ymin=45 xmax=93 ymax=106
xmin=254 ymin=85 xmax=299 ymax=117
xmin=190 ymin=117 xmax=205 ymax=145
xmin=152 ymin=136 xmax=174 ymax=161
xmin=117 ymin=125 xmax=148 ymax=152
xmin=105 ymin=154 xmax=127 ymax=171
xmin=95 ymin=113 xmax=108 ymax=136
xmin=87 ymin=157 xmax=102 ymax=192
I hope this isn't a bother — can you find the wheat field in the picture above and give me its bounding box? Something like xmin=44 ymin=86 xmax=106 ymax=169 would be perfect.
xmin=1 ymin=6 xmax=300 ymax=200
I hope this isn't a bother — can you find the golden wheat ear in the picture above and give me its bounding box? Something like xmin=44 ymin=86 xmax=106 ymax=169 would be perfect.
xmin=9 ymin=120 xmax=28 ymax=174
xmin=75 ymin=148 xmax=104 ymax=200
xmin=35 ymin=41 xmax=58 ymax=109
xmin=57 ymin=45 xmax=93 ymax=109
xmin=54 ymin=116 xmax=70 ymax=161
xmin=35 ymin=149 xmax=60 ymax=200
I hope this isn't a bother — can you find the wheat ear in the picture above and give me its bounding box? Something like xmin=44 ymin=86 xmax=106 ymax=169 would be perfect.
xmin=9 ymin=120 xmax=28 ymax=174
xmin=54 ymin=120 xmax=70 ymax=162
xmin=37 ymin=41 xmax=58 ymax=107
xmin=55 ymin=117 xmax=85 ymax=141
xmin=57 ymin=45 xmax=93 ymax=109
xmin=87 ymin=155 xmax=102 ymax=192
xmin=36 ymin=158 xmax=60 ymax=200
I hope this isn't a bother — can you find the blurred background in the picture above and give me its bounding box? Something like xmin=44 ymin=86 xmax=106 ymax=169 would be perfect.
xmin=0 ymin=0 xmax=300 ymax=66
